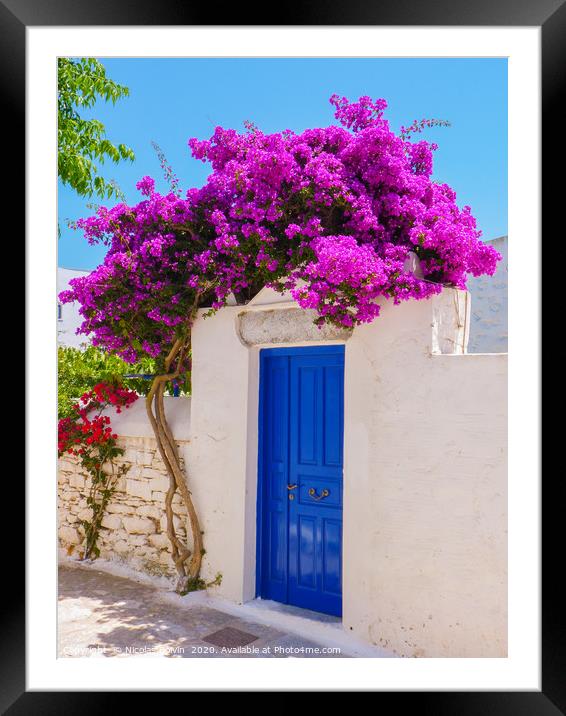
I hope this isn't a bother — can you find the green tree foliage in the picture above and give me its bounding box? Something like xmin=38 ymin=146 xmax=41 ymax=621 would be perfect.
xmin=58 ymin=58 xmax=135 ymax=201
xmin=57 ymin=345 xmax=159 ymax=419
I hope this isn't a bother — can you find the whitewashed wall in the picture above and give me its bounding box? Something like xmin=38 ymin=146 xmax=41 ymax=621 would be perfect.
xmin=342 ymin=298 xmax=507 ymax=657
xmin=183 ymin=307 xmax=252 ymax=601
xmin=186 ymin=288 xmax=507 ymax=656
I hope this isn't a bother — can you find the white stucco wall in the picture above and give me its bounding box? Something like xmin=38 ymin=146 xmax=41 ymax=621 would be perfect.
xmin=57 ymin=267 xmax=90 ymax=348
xmin=182 ymin=307 xmax=252 ymax=602
xmin=342 ymin=298 xmax=507 ymax=657
xmin=183 ymin=287 xmax=507 ymax=657
xmin=100 ymin=397 xmax=191 ymax=440
xmin=467 ymin=236 xmax=508 ymax=353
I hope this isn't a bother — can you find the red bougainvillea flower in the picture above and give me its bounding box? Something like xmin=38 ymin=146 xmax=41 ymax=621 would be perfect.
xmin=58 ymin=382 xmax=138 ymax=457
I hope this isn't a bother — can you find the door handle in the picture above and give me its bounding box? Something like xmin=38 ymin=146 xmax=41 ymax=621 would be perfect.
xmin=308 ymin=487 xmax=330 ymax=501
xmin=287 ymin=484 xmax=298 ymax=490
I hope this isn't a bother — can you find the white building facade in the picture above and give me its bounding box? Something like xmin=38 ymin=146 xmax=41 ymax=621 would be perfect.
xmin=466 ymin=236 xmax=508 ymax=353
xmin=57 ymin=267 xmax=90 ymax=348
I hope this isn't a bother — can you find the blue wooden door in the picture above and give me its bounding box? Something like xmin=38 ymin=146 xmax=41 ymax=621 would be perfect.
xmin=258 ymin=345 xmax=344 ymax=616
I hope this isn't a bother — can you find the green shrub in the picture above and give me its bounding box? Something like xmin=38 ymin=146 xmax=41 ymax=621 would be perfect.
xmin=57 ymin=345 xmax=159 ymax=419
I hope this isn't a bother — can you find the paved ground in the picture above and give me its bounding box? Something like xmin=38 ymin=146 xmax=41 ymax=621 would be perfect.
xmin=58 ymin=565 xmax=347 ymax=658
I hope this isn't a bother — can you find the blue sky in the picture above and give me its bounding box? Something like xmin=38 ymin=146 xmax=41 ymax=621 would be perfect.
xmin=58 ymin=57 xmax=507 ymax=270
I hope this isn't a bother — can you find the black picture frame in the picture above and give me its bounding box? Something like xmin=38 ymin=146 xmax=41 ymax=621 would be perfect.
xmin=13 ymin=0 xmax=551 ymax=709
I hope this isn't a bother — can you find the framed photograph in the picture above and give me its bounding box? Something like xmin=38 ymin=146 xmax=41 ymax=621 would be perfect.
xmin=13 ymin=0 xmax=552 ymax=707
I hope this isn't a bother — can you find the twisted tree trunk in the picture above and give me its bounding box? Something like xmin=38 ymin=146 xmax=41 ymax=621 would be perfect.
xmin=145 ymin=330 xmax=203 ymax=594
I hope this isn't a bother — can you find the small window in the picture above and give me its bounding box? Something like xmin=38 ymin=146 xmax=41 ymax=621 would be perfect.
xmin=57 ymin=304 xmax=63 ymax=321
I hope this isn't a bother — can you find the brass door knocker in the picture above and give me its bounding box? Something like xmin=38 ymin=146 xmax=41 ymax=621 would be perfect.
xmin=308 ymin=487 xmax=329 ymax=501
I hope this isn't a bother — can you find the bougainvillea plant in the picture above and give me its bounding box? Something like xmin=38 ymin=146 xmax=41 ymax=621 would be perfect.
xmin=60 ymin=95 xmax=501 ymax=591
xmin=58 ymin=382 xmax=138 ymax=559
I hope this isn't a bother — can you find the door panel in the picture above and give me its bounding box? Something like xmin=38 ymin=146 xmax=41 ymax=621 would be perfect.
xmin=298 ymin=367 xmax=317 ymax=464
xmin=258 ymin=346 xmax=344 ymax=617
xmin=322 ymin=518 xmax=342 ymax=595
xmin=269 ymin=510 xmax=287 ymax=583
xmin=323 ymin=365 xmax=343 ymax=467
xmin=297 ymin=476 xmax=341 ymax=508
xmin=259 ymin=354 xmax=289 ymax=604
xmin=297 ymin=515 xmax=317 ymax=589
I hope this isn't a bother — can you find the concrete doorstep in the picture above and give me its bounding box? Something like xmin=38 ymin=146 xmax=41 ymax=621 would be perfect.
xmin=58 ymin=559 xmax=393 ymax=658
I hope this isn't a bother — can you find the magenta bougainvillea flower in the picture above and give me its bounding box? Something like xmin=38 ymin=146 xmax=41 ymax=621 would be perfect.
xmin=60 ymin=95 xmax=501 ymax=364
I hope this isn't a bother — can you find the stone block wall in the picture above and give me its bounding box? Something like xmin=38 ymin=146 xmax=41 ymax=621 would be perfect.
xmin=58 ymin=435 xmax=189 ymax=578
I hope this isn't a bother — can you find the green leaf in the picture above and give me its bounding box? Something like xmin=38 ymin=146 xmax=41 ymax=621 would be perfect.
xmin=58 ymin=58 xmax=135 ymax=201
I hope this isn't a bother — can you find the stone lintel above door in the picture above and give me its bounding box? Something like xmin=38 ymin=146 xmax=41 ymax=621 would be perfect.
xmin=236 ymin=306 xmax=353 ymax=347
